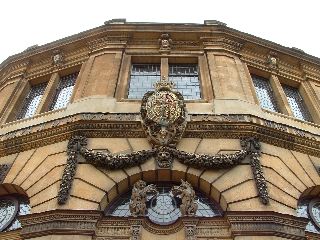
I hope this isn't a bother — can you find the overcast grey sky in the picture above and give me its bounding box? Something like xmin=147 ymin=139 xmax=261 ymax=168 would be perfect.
xmin=1 ymin=0 xmax=320 ymax=63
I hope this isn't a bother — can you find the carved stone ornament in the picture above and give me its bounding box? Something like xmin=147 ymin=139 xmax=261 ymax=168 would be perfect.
xmin=57 ymin=78 xmax=269 ymax=205
xmin=241 ymin=137 xmax=269 ymax=204
xmin=0 ymin=164 xmax=11 ymax=183
xmin=185 ymin=225 xmax=197 ymax=240
xmin=58 ymin=137 xmax=268 ymax=205
xmin=129 ymin=180 xmax=158 ymax=217
xmin=52 ymin=50 xmax=64 ymax=66
xmin=141 ymin=76 xmax=187 ymax=147
xmin=57 ymin=135 xmax=87 ymax=205
xmin=158 ymin=33 xmax=173 ymax=52
xmin=141 ymin=76 xmax=187 ymax=168
xmin=171 ymin=180 xmax=198 ymax=216
xmin=267 ymin=51 xmax=278 ymax=70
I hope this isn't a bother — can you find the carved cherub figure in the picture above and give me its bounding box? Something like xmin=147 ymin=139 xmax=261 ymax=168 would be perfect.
xmin=171 ymin=180 xmax=198 ymax=216
xmin=129 ymin=180 xmax=158 ymax=216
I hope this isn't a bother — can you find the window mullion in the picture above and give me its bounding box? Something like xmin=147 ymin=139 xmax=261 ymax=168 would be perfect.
xmin=269 ymin=75 xmax=292 ymax=116
xmin=161 ymin=58 xmax=169 ymax=79
xmin=36 ymin=73 xmax=59 ymax=114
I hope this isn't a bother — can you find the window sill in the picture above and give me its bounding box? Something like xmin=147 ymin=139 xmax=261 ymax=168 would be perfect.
xmin=1 ymin=108 xmax=67 ymax=131
xmin=262 ymin=108 xmax=320 ymax=129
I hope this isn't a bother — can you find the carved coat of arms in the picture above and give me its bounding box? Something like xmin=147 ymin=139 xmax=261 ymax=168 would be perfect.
xmin=140 ymin=76 xmax=187 ymax=148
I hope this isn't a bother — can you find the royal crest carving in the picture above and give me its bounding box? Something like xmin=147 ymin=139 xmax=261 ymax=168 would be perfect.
xmin=141 ymin=76 xmax=187 ymax=148
xmin=141 ymin=76 xmax=187 ymax=168
xmin=129 ymin=180 xmax=158 ymax=217
xmin=171 ymin=180 xmax=198 ymax=216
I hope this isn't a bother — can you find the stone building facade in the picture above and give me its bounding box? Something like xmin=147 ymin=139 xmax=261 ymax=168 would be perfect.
xmin=0 ymin=19 xmax=320 ymax=239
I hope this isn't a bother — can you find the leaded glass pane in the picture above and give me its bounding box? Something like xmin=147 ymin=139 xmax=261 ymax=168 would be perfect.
xmin=50 ymin=72 xmax=78 ymax=110
xmin=17 ymin=82 xmax=47 ymax=119
xmin=7 ymin=198 xmax=30 ymax=231
xmin=0 ymin=196 xmax=30 ymax=232
xmin=0 ymin=198 xmax=17 ymax=231
xmin=297 ymin=199 xmax=320 ymax=233
xmin=251 ymin=75 xmax=279 ymax=112
xmin=282 ymin=85 xmax=312 ymax=122
xmin=128 ymin=64 xmax=161 ymax=99
xmin=169 ymin=64 xmax=201 ymax=100
xmin=105 ymin=183 xmax=222 ymax=225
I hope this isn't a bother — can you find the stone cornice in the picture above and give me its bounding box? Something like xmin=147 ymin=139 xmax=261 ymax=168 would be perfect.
xmin=306 ymin=232 xmax=320 ymax=239
xmin=227 ymin=211 xmax=309 ymax=239
xmin=0 ymin=113 xmax=320 ymax=158
xmin=13 ymin=210 xmax=316 ymax=239
xmin=19 ymin=209 xmax=101 ymax=239
xmin=1 ymin=23 xmax=320 ymax=83
xmin=222 ymin=27 xmax=320 ymax=65
xmin=0 ymin=229 xmax=21 ymax=240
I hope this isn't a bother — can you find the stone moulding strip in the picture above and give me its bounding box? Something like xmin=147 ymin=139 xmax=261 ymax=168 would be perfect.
xmin=0 ymin=113 xmax=320 ymax=158
xmin=18 ymin=210 xmax=101 ymax=239
xmin=15 ymin=210 xmax=311 ymax=239
xmin=227 ymin=211 xmax=309 ymax=239
xmin=0 ymin=229 xmax=21 ymax=240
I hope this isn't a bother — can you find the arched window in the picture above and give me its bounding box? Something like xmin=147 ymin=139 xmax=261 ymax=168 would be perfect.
xmin=105 ymin=183 xmax=222 ymax=225
xmin=297 ymin=198 xmax=320 ymax=233
xmin=0 ymin=195 xmax=30 ymax=232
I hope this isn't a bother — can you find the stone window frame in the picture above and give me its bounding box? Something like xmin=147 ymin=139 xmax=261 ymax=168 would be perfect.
xmin=282 ymin=84 xmax=313 ymax=122
xmin=3 ymin=66 xmax=81 ymax=123
xmin=248 ymin=67 xmax=320 ymax=124
xmin=115 ymin=53 xmax=213 ymax=102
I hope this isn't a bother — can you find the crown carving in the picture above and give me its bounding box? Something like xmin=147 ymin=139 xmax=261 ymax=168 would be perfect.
xmin=154 ymin=76 xmax=175 ymax=91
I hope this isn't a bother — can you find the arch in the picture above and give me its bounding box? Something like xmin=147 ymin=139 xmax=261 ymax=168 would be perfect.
xmin=296 ymin=185 xmax=320 ymax=234
xmin=0 ymin=183 xmax=30 ymax=232
xmin=98 ymin=169 xmax=227 ymax=213
xmin=0 ymin=183 xmax=28 ymax=198
xmin=299 ymin=185 xmax=320 ymax=200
